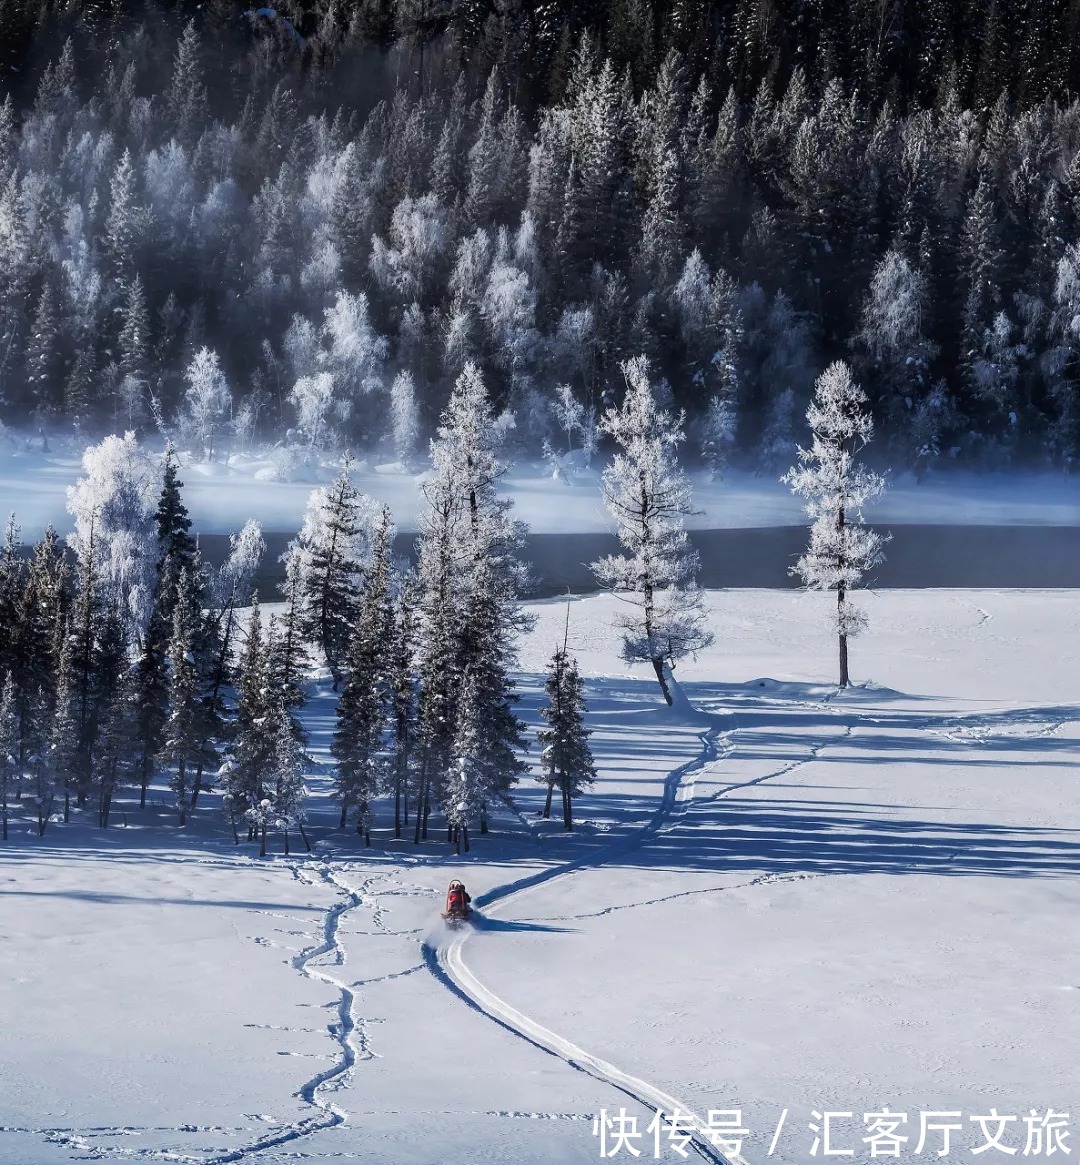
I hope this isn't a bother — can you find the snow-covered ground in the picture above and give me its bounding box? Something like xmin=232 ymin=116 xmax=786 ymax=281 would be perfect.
xmin=5 ymin=439 xmax=1080 ymax=538
xmin=2 ymin=589 xmax=1078 ymax=1164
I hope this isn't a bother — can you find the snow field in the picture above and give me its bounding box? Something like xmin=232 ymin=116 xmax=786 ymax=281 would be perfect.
xmin=1 ymin=589 xmax=1078 ymax=1163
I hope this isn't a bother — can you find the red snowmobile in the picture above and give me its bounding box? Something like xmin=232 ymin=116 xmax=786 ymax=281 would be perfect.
xmin=442 ymin=880 xmax=472 ymax=926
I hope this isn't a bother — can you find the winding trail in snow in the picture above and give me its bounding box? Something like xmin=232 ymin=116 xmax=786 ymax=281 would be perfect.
xmin=427 ymin=721 xmax=738 ymax=1165
xmin=424 ymin=687 xmax=855 ymax=1165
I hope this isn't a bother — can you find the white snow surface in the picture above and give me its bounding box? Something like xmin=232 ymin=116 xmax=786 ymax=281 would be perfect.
xmin=5 ymin=438 xmax=1080 ymax=537
xmin=2 ymin=588 xmax=1078 ymax=1164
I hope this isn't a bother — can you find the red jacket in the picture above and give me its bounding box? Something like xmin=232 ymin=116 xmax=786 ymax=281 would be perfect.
xmin=446 ymin=887 xmax=470 ymax=913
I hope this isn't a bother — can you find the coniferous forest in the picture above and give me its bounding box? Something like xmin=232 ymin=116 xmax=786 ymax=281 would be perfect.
xmin=0 ymin=0 xmax=1079 ymax=470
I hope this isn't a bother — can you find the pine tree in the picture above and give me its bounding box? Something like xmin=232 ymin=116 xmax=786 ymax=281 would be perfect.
xmin=104 ymin=148 xmax=139 ymax=290
xmin=11 ymin=527 xmax=67 ymax=785
xmin=783 ymin=361 xmax=889 ymax=688
xmin=537 ymin=634 xmax=596 ymax=831
xmin=133 ymin=448 xmax=197 ymax=808
xmin=158 ymin=569 xmax=202 ymax=825
xmin=269 ymin=543 xmax=308 ymax=726
xmin=0 ymin=672 xmax=16 ymax=840
xmin=167 ymin=20 xmax=209 ymax=151
xmin=0 ymin=515 xmax=22 ymax=681
xmin=331 ymin=508 xmax=394 ymax=840
xmin=390 ymin=370 xmax=420 ymax=466
xmin=270 ymin=696 xmax=309 ymax=855
xmin=25 ymin=279 xmax=63 ymax=420
xmin=92 ymin=604 xmax=131 ymax=829
xmin=298 ymin=468 xmax=374 ymax=686
xmin=591 ymin=356 xmax=714 ymax=705
xmin=445 ymin=669 xmax=483 ymax=853
xmin=118 ymin=275 xmax=152 ymax=432
xmin=412 ymin=362 xmax=529 ymax=843
xmin=42 ymin=634 xmax=77 ymax=837
xmin=227 ymin=601 xmax=273 ymax=843
xmin=853 ymin=250 xmax=938 ymax=460
xmin=389 ymin=575 xmax=418 ymax=838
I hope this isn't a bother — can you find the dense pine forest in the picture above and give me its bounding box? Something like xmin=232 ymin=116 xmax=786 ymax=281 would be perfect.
xmin=0 ymin=0 xmax=1079 ymax=470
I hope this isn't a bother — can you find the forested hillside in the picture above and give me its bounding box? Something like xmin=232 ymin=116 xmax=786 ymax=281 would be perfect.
xmin=1 ymin=0 xmax=1079 ymax=470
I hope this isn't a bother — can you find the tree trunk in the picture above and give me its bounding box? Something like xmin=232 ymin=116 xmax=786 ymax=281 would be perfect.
xmin=339 ymin=801 xmax=348 ymax=829
xmin=462 ymin=823 xmax=469 ymax=853
xmin=542 ymin=781 xmax=554 ymax=819
xmin=283 ymin=825 xmax=290 ymax=856
xmin=480 ymin=804 xmax=487 ymax=835
xmin=2 ymin=789 xmax=7 ymax=841
xmin=260 ymin=820 xmax=267 ymax=857
xmin=190 ymin=762 xmax=203 ymax=809
xmin=394 ymin=775 xmax=402 ymax=838
xmin=64 ymin=791 xmax=69 ymax=823
xmin=562 ymin=784 xmax=572 ymax=831
xmin=453 ymin=824 xmax=460 ymax=855
xmin=413 ymin=759 xmax=428 ymax=844
xmin=298 ymin=822 xmax=311 ymax=851
xmin=838 ymin=586 xmax=850 ymax=687
xmin=651 ymin=657 xmax=674 ymax=705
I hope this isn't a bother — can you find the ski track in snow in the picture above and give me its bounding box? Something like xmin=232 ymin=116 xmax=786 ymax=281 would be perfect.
xmin=423 ymin=691 xmax=854 ymax=1165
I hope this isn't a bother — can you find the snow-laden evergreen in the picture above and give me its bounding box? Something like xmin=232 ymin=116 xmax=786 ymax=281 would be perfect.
xmin=293 ymin=467 xmax=378 ymax=686
xmin=331 ymin=507 xmax=395 ymax=841
xmin=537 ymin=630 xmax=597 ymax=831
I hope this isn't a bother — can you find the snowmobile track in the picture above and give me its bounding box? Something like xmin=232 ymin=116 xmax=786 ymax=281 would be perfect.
xmin=426 ymin=721 xmax=746 ymax=1165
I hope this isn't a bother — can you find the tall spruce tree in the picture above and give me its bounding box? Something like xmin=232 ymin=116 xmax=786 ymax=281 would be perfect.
xmin=0 ymin=673 xmax=16 ymax=840
xmin=331 ymin=507 xmax=395 ymax=840
xmin=158 ymin=569 xmax=203 ymax=825
xmin=537 ymin=636 xmax=596 ymax=831
xmin=297 ymin=468 xmax=375 ymax=686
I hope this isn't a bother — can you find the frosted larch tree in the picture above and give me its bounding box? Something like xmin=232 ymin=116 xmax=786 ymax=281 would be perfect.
xmin=783 ymin=360 xmax=888 ymax=687
xmin=590 ymin=356 xmax=713 ymax=705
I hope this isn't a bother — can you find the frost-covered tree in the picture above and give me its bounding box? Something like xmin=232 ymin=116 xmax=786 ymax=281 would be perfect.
xmin=412 ymin=361 xmax=529 ymax=843
xmin=226 ymin=601 xmax=273 ymax=844
xmin=181 ymin=348 xmax=230 ymax=462
xmin=701 ymin=393 xmax=737 ymax=479
xmin=270 ymin=697 xmax=308 ymax=855
xmin=269 ymin=543 xmax=308 ymax=726
xmin=853 ymin=251 xmax=937 ymax=459
xmin=591 ymin=356 xmax=713 ymax=704
xmin=295 ymin=468 xmax=376 ymax=685
xmin=537 ymin=636 xmax=596 ymax=831
xmin=389 ymin=576 xmax=418 ymax=838
xmin=67 ymin=433 xmax=160 ymax=645
xmin=158 ymin=569 xmax=203 ymax=825
xmin=320 ymin=290 xmax=388 ymax=416
xmin=41 ymin=635 xmax=77 ymax=836
xmin=390 ymin=370 xmax=420 ymax=467
xmin=0 ymin=673 xmax=16 ymax=840
xmin=783 ymin=361 xmax=889 ymax=687
xmin=289 ymin=371 xmax=337 ymax=452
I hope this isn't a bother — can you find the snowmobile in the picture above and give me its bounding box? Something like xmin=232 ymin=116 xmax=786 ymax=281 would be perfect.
xmin=441 ymin=879 xmax=472 ymax=927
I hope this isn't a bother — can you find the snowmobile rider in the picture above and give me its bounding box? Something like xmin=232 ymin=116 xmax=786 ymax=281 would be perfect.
xmin=445 ymin=879 xmax=471 ymax=917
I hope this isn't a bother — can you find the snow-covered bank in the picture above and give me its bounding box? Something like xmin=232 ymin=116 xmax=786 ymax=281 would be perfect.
xmin=2 ymin=589 xmax=1078 ymax=1164
xmin=5 ymin=441 xmax=1080 ymax=539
